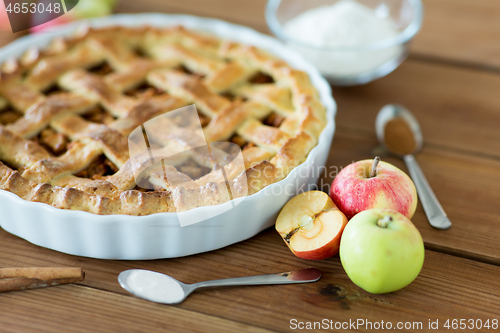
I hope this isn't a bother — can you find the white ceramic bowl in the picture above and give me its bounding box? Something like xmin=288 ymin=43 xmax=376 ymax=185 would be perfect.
xmin=0 ymin=14 xmax=336 ymax=259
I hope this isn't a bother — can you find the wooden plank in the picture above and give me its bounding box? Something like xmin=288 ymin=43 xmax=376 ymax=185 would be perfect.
xmin=0 ymin=284 xmax=274 ymax=333
xmin=0 ymin=225 xmax=499 ymax=332
xmin=4 ymin=0 xmax=500 ymax=69
xmin=0 ymin=128 xmax=498 ymax=273
xmin=114 ymin=0 xmax=500 ymax=159
xmin=115 ymin=0 xmax=500 ymax=69
xmin=0 ymin=130 xmax=496 ymax=268
xmin=0 ymin=31 xmax=27 ymax=50
xmin=413 ymin=0 xmax=500 ymax=68
xmin=332 ymin=59 xmax=500 ymax=159
xmin=2 ymin=3 xmax=498 ymax=159
xmin=323 ymin=129 xmax=500 ymax=265
xmin=0 ymin=1 xmax=497 ymax=331
xmin=115 ymin=0 xmax=269 ymax=33
xmin=3 ymin=128 xmax=495 ymax=268
xmin=0 ymin=4 xmax=496 ymax=258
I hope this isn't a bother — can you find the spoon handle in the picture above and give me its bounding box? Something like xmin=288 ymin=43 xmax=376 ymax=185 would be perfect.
xmin=403 ymin=155 xmax=452 ymax=230
xmin=191 ymin=268 xmax=321 ymax=289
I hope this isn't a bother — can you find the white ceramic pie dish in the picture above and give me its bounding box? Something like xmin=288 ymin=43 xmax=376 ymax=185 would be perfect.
xmin=0 ymin=14 xmax=336 ymax=259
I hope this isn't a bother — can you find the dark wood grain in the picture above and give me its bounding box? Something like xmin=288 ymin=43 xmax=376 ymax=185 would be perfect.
xmin=332 ymin=60 xmax=500 ymax=159
xmin=323 ymin=129 xmax=500 ymax=265
xmin=413 ymin=0 xmax=500 ymax=69
xmin=115 ymin=0 xmax=500 ymax=69
xmin=115 ymin=0 xmax=269 ymax=33
xmin=0 ymin=0 xmax=499 ymax=331
xmin=0 ymin=283 xmax=275 ymax=333
xmin=0 ymin=31 xmax=27 ymax=51
xmin=0 ymin=226 xmax=499 ymax=333
xmin=114 ymin=0 xmax=500 ymax=159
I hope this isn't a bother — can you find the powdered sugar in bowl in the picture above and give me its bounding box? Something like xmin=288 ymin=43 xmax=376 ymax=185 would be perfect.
xmin=266 ymin=0 xmax=423 ymax=85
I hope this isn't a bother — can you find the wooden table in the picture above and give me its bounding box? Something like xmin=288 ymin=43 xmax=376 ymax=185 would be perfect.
xmin=1 ymin=0 xmax=500 ymax=332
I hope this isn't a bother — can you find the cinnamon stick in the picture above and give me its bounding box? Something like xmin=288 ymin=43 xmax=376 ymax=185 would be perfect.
xmin=0 ymin=267 xmax=85 ymax=293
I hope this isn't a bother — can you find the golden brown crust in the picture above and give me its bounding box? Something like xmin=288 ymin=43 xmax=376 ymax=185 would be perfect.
xmin=0 ymin=125 xmax=50 ymax=168
xmin=6 ymin=93 xmax=95 ymax=139
xmin=147 ymin=70 xmax=231 ymax=117
xmin=203 ymin=101 xmax=271 ymax=142
xmin=237 ymin=118 xmax=291 ymax=152
xmin=271 ymin=131 xmax=317 ymax=179
xmin=239 ymin=160 xmax=280 ymax=197
xmin=0 ymin=162 xmax=174 ymax=215
xmin=241 ymin=146 xmax=275 ymax=169
xmin=0 ymin=25 xmax=326 ymax=215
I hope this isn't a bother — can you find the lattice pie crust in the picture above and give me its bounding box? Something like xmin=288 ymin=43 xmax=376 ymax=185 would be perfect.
xmin=0 ymin=26 xmax=326 ymax=215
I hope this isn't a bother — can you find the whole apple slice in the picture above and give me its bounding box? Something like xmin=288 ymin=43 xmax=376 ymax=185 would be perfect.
xmin=276 ymin=191 xmax=348 ymax=260
xmin=331 ymin=157 xmax=418 ymax=219
xmin=340 ymin=208 xmax=425 ymax=294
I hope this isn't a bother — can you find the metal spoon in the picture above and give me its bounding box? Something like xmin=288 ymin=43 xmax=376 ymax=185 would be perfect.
xmin=376 ymin=104 xmax=452 ymax=230
xmin=118 ymin=268 xmax=321 ymax=304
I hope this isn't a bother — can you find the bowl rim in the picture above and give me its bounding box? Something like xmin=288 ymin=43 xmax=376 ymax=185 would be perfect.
xmin=265 ymin=0 xmax=424 ymax=52
xmin=0 ymin=13 xmax=336 ymax=224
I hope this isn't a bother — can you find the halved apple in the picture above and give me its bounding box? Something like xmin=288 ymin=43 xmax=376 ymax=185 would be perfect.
xmin=276 ymin=191 xmax=348 ymax=260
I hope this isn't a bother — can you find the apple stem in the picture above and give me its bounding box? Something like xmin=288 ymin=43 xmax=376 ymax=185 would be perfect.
xmin=370 ymin=156 xmax=380 ymax=178
xmin=377 ymin=215 xmax=393 ymax=228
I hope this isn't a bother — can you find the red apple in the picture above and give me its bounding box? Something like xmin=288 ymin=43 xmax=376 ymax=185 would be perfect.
xmin=276 ymin=191 xmax=348 ymax=260
xmin=0 ymin=1 xmax=12 ymax=32
xmin=330 ymin=157 xmax=417 ymax=219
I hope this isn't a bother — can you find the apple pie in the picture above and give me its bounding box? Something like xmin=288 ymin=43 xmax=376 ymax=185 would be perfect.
xmin=0 ymin=25 xmax=326 ymax=215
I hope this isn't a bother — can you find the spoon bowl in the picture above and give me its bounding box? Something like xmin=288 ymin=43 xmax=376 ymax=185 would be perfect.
xmin=119 ymin=269 xmax=190 ymax=304
xmin=119 ymin=268 xmax=322 ymax=304
xmin=375 ymin=104 xmax=423 ymax=155
xmin=375 ymin=104 xmax=452 ymax=230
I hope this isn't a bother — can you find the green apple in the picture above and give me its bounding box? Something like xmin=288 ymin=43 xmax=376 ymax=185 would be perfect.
xmin=340 ymin=208 xmax=424 ymax=294
xmin=31 ymin=0 xmax=117 ymax=33
xmin=71 ymin=0 xmax=116 ymax=19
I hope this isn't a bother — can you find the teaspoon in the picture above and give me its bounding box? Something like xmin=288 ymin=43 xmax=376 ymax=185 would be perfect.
xmin=118 ymin=268 xmax=321 ymax=304
xmin=375 ymin=104 xmax=452 ymax=230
